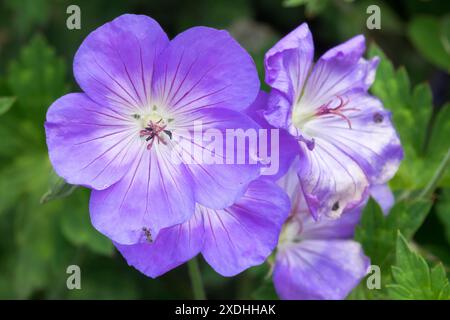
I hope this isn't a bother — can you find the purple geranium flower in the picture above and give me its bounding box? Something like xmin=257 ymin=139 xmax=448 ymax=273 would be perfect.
xmin=273 ymin=163 xmax=370 ymax=300
xmin=115 ymin=178 xmax=290 ymax=277
xmin=45 ymin=14 xmax=262 ymax=244
xmin=263 ymin=23 xmax=403 ymax=219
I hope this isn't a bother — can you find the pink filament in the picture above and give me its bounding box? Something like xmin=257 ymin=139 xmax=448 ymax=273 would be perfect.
xmin=315 ymin=96 xmax=358 ymax=129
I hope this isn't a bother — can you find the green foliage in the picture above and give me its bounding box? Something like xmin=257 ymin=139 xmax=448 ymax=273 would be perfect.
xmin=283 ymin=0 xmax=330 ymax=16
xmin=388 ymin=233 xmax=450 ymax=299
xmin=7 ymin=35 xmax=69 ymax=126
xmin=356 ymin=198 xmax=432 ymax=269
xmin=0 ymin=97 xmax=15 ymax=115
xmin=408 ymin=15 xmax=450 ymax=72
xmin=0 ymin=0 xmax=449 ymax=300
xmin=40 ymin=171 xmax=78 ymax=204
xmin=436 ymin=189 xmax=450 ymax=246
xmin=369 ymin=44 xmax=450 ymax=190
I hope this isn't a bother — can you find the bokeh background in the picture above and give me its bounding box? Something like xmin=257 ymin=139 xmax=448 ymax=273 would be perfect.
xmin=0 ymin=0 xmax=449 ymax=299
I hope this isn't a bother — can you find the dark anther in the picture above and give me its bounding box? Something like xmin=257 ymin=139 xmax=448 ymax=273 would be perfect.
xmin=142 ymin=227 xmax=153 ymax=243
xmin=164 ymin=130 xmax=173 ymax=140
xmin=140 ymin=119 xmax=172 ymax=150
xmin=332 ymin=201 xmax=340 ymax=211
xmin=373 ymin=112 xmax=384 ymax=123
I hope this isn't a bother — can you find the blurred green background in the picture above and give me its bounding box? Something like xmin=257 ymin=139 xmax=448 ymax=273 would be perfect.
xmin=0 ymin=0 xmax=449 ymax=299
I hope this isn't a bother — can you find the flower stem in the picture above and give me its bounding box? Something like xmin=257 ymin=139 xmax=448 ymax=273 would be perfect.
xmin=187 ymin=257 xmax=206 ymax=300
xmin=419 ymin=148 xmax=450 ymax=199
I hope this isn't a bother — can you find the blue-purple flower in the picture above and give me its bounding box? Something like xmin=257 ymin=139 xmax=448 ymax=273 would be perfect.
xmin=273 ymin=164 xmax=370 ymax=299
xmin=263 ymin=23 xmax=403 ymax=219
xmin=115 ymin=178 xmax=290 ymax=277
xmin=45 ymin=14 xmax=262 ymax=244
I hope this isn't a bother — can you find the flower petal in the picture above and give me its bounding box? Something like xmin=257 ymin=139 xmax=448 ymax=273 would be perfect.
xmin=115 ymin=210 xmax=203 ymax=278
xmin=45 ymin=93 xmax=139 ymax=190
xmin=278 ymin=164 xmax=364 ymax=238
xmin=300 ymin=35 xmax=378 ymax=113
xmin=152 ymin=26 xmax=259 ymax=115
xmin=90 ymin=146 xmax=195 ymax=245
xmin=74 ymin=14 xmax=169 ymax=112
xmin=297 ymin=138 xmax=369 ymax=219
xmin=201 ymin=179 xmax=290 ymax=276
xmin=304 ymin=92 xmax=403 ymax=185
xmin=370 ymin=184 xmax=394 ymax=215
xmin=263 ymin=23 xmax=314 ymax=128
xmin=246 ymin=92 xmax=299 ymax=180
xmin=174 ymin=107 xmax=261 ymax=209
xmin=274 ymin=239 xmax=369 ymax=300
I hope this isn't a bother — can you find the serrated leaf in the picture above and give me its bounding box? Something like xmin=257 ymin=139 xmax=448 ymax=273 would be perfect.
xmin=368 ymin=44 xmax=441 ymax=191
xmin=388 ymin=233 xmax=450 ymax=300
xmin=356 ymin=198 xmax=432 ymax=269
xmin=7 ymin=35 xmax=69 ymax=125
xmin=408 ymin=15 xmax=450 ymax=71
xmin=0 ymin=97 xmax=15 ymax=116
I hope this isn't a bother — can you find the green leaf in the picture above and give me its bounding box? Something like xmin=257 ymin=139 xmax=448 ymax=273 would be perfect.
xmin=388 ymin=232 xmax=450 ymax=299
xmin=40 ymin=171 xmax=78 ymax=204
xmin=368 ymin=44 xmax=442 ymax=191
xmin=7 ymin=35 xmax=69 ymax=124
xmin=356 ymin=198 xmax=432 ymax=269
xmin=0 ymin=97 xmax=15 ymax=116
xmin=436 ymin=189 xmax=450 ymax=246
xmin=428 ymin=103 xmax=450 ymax=186
xmin=408 ymin=15 xmax=450 ymax=72
xmin=59 ymin=188 xmax=114 ymax=256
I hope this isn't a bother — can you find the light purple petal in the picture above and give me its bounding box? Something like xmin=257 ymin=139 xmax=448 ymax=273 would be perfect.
xmin=297 ymin=138 xmax=369 ymax=219
xmin=264 ymin=23 xmax=313 ymax=103
xmin=45 ymin=93 xmax=139 ymax=190
xmin=201 ymin=179 xmax=290 ymax=276
xmin=274 ymin=239 xmax=369 ymax=300
xmin=245 ymin=92 xmax=298 ymax=180
xmin=90 ymin=146 xmax=195 ymax=245
xmin=174 ymin=107 xmax=261 ymax=209
xmin=263 ymin=23 xmax=314 ymax=129
xmin=278 ymin=163 xmax=365 ymax=238
xmin=74 ymin=14 xmax=169 ymax=112
xmin=115 ymin=210 xmax=203 ymax=278
xmin=151 ymin=26 xmax=259 ymax=115
xmin=370 ymin=184 xmax=394 ymax=215
xmin=300 ymin=35 xmax=378 ymax=112
xmin=304 ymin=92 xmax=403 ymax=186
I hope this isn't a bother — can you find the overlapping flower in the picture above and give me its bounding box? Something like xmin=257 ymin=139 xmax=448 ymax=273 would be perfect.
xmin=45 ymin=14 xmax=403 ymax=300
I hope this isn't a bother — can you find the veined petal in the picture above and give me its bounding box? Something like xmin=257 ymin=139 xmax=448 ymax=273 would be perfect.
xmin=245 ymin=92 xmax=299 ymax=180
xmin=264 ymin=23 xmax=314 ymax=129
xmin=264 ymin=23 xmax=313 ymax=103
xmin=274 ymin=239 xmax=369 ymax=300
xmin=174 ymin=107 xmax=261 ymax=209
xmin=45 ymin=93 xmax=138 ymax=190
xmin=300 ymin=35 xmax=379 ymax=114
xmin=201 ymin=179 xmax=290 ymax=276
xmin=152 ymin=26 xmax=259 ymax=115
xmin=278 ymin=165 xmax=365 ymax=238
xmin=90 ymin=146 xmax=195 ymax=245
xmin=297 ymin=138 xmax=369 ymax=219
xmin=115 ymin=210 xmax=203 ymax=278
xmin=304 ymin=92 xmax=403 ymax=185
xmin=74 ymin=14 xmax=169 ymax=113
